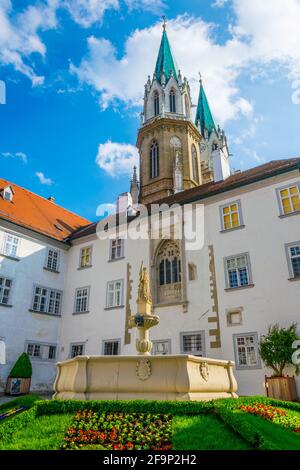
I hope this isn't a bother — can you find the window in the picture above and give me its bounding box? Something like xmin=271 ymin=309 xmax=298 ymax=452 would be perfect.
xmin=286 ymin=242 xmax=300 ymax=279
xmin=32 ymin=286 xmax=62 ymax=315
xmin=103 ymin=340 xmax=120 ymax=355
xmin=277 ymin=184 xmax=300 ymax=215
xmin=191 ymin=145 xmax=199 ymax=183
xmin=181 ymin=331 xmax=205 ymax=356
xmin=110 ymin=239 xmax=124 ymax=260
xmin=169 ymin=89 xmax=176 ymax=113
xmin=70 ymin=343 xmax=85 ymax=358
xmin=220 ymin=201 xmax=242 ymax=230
xmin=159 ymin=246 xmax=181 ymax=286
xmin=4 ymin=191 xmax=12 ymax=201
xmin=150 ymin=141 xmax=159 ymax=179
xmin=45 ymin=248 xmax=59 ymax=272
xmin=233 ymin=333 xmax=261 ymax=369
xmin=154 ymin=91 xmax=159 ymax=116
xmin=106 ymin=280 xmax=123 ymax=308
xmin=152 ymin=340 xmax=171 ymax=355
xmin=26 ymin=342 xmax=57 ymax=361
xmin=0 ymin=277 xmax=12 ymax=305
xmin=79 ymin=246 xmax=92 ymax=269
xmin=226 ymin=308 xmax=243 ymax=326
xmin=225 ymin=253 xmax=252 ymax=289
xmin=2 ymin=233 xmax=20 ymax=258
xmin=74 ymin=287 xmax=90 ymax=313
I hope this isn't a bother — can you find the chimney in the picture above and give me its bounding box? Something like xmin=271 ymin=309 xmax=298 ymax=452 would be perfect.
xmin=116 ymin=192 xmax=132 ymax=214
xmin=48 ymin=196 xmax=55 ymax=203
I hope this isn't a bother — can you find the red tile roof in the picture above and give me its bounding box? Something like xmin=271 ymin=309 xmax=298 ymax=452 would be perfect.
xmin=0 ymin=178 xmax=91 ymax=242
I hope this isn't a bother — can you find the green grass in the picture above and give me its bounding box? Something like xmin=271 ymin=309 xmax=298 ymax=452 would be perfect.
xmin=231 ymin=410 xmax=300 ymax=450
xmin=0 ymin=414 xmax=73 ymax=450
xmin=173 ymin=414 xmax=252 ymax=450
xmin=0 ymin=394 xmax=40 ymax=412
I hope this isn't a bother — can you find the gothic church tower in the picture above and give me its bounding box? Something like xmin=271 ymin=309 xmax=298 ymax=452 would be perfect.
xmin=137 ymin=23 xmax=202 ymax=204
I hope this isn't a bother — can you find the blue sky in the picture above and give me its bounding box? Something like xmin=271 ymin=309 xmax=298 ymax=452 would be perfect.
xmin=0 ymin=0 xmax=300 ymax=220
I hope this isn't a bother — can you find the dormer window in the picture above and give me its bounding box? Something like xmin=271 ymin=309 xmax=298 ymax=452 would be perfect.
xmin=1 ymin=186 xmax=14 ymax=202
xmin=154 ymin=91 xmax=159 ymax=116
xmin=169 ymin=89 xmax=176 ymax=113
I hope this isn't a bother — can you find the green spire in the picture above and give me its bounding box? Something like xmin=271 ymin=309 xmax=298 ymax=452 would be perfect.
xmin=195 ymin=77 xmax=217 ymax=137
xmin=154 ymin=24 xmax=178 ymax=83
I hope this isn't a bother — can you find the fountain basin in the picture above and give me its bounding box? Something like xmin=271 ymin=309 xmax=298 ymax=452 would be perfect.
xmin=53 ymin=355 xmax=238 ymax=401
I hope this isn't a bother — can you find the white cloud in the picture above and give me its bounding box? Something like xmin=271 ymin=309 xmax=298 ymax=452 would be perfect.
xmin=96 ymin=140 xmax=139 ymax=177
xmin=125 ymin=0 xmax=166 ymax=14
xmin=36 ymin=171 xmax=54 ymax=185
xmin=212 ymin=0 xmax=229 ymax=7
xmin=1 ymin=151 xmax=28 ymax=163
xmin=63 ymin=0 xmax=119 ymax=28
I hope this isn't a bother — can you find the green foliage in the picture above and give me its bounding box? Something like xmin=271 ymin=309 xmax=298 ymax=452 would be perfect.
xmin=0 ymin=394 xmax=40 ymax=412
xmin=259 ymin=323 xmax=299 ymax=376
xmin=0 ymin=407 xmax=36 ymax=443
xmin=36 ymin=399 xmax=214 ymax=417
xmin=9 ymin=352 xmax=32 ymax=378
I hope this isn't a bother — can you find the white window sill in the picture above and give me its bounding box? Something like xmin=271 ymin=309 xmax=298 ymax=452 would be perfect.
xmin=225 ymin=284 xmax=255 ymax=292
xmin=77 ymin=265 xmax=92 ymax=271
xmin=0 ymin=253 xmax=20 ymax=261
xmin=104 ymin=305 xmax=125 ymax=311
xmin=43 ymin=267 xmax=60 ymax=274
xmin=288 ymin=277 xmax=300 ymax=282
xmin=72 ymin=310 xmax=90 ymax=315
xmin=108 ymin=257 xmax=125 ymax=263
xmin=279 ymin=210 xmax=300 ymax=219
xmin=29 ymin=309 xmax=61 ymax=317
xmin=0 ymin=303 xmax=13 ymax=308
xmin=220 ymin=225 xmax=246 ymax=234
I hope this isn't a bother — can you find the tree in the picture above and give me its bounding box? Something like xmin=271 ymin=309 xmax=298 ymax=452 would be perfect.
xmin=9 ymin=352 xmax=32 ymax=378
xmin=259 ymin=324 xmax=299 ymax=377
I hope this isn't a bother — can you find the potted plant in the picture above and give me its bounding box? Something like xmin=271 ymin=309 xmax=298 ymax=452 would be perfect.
xmin=259 ymin=324 xmax=299 ymax=401
xmin=5 ymin=352 xmax=32 ymax=396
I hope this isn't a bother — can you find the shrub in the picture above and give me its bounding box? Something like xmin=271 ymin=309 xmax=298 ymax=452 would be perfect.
xmin=259 ymin=324 xmax=299 ymax=377
xmin=9 ymin=353 xmax=32 ymax=378
xmin=36 ymin=399 xmax=214 ymax=417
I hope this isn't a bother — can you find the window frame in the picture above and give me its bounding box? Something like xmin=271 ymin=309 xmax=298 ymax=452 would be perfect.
xmin=74 ymin=286 xmax=90 ymax=314
xmin=25 ymin=341 xmax=57 ymax=362
xmin=31 ymin=285 xmax=63 ymax=316
xmin=2 ymin=232 xmax=20 ymax=259
xmin=153 ymin=91 xmax=159 ymax=116
xmin=109 ymin=238 xmax=124 ymax=261
xmin=79 ymin=245 xmax=93 ymax=269
xmin=169 ymin=89 xmax=176 ymax=113
xmin=180 ymin=331 xmax=205 ymax=357
xmin=152 ymin=339 xmax=171 ymax=356
xmin=233 ymin=332 xmax=261 ymax=370
xmin=150 ymin=141 xmax=159 ymax=179
xmin=276 ymin=182 xmax=300 ymax=216
xmin=285 ymin=241 xmax=300 ymax=279
xmin=224 ymin=252 xmax=253 ymax=290
xmin=219 ymin=200 xmax=244 ymax=232
xmin=102 ymin=339 xmax=121 ymax=356
xmin=70 ymin=342 xmax=86 ymax=358
xmin=0 ymin=276 xmax=13 ymax=306
xmin=44 ymin=247 xmax=60 ymax=272
xmin=106 ymin=280 xmax=124 ymax=309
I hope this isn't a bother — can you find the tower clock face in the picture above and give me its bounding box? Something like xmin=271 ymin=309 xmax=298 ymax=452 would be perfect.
xmin=200 ymin=143 xmax=207 ymax=153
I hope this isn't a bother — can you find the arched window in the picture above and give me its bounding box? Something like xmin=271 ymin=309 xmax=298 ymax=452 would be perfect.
xmin=192 ymin=145 xmax=199 ymax=183
xmin=157 ymin=242 xmax=181 ymax=286
xmin=169 ymin=89 xmax=176 ymax=113
xmin=150 ymin=141 xmax=159 ymax=179
xmin=154 ymin=91 xmax=159 ymax=116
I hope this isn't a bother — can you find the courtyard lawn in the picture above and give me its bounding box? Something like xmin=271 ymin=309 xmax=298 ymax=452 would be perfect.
xmin=0 ymin=397 xmax=299 ymax=450
xmin=173 ymin=414 xmax=252 ymax=450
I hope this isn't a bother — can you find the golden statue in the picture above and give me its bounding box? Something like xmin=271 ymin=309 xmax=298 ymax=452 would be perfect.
xmin=137 ymin=262 xmax=152 ymax=305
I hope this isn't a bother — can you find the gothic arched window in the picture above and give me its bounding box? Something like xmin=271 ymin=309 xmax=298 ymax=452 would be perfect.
xmin=150 ymin=141 xmax=159 ymax=179
xmin=192 ymin=145 xmax=199 ymax=183
xmin=158 ymin=242 xmax=181 ymax=286
xmin=154 ymin=91 xmax=159 ymax=116
xmin=169 ymin=89 xmax=176 ymax=113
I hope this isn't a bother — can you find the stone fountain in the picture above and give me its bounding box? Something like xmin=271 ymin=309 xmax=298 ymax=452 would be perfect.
xmin=53 ymin=263 xmax=238 ymax=401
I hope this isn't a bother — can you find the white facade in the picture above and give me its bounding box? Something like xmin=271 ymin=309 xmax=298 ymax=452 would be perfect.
xmin=56 ymin=168 xmax=300 ymax=398
xmin=0 ymin=221 xmax=67 ymax=391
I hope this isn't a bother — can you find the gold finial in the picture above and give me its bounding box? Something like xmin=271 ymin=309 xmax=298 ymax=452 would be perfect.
xmin=162 ymin=16 xmax=167 ymax=31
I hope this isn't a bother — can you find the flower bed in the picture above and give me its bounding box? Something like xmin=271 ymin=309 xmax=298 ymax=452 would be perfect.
xmin=61 ymin=411 xmax=172 ymax=450
xmin=0 ymin=407 xmax=27 ymax=421
xmin=240 ymin=403 xmax=300 ymax=434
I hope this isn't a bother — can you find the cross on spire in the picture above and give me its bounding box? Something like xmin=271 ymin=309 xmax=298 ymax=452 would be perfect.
xmin=162 ymin=15 xmax=167 ymax=30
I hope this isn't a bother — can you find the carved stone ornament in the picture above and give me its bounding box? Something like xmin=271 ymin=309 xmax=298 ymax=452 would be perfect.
xmin=136 ymin=358 xmax=152 ymax=381
xmin=199 ymin=362 xmax=209 ymax=382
